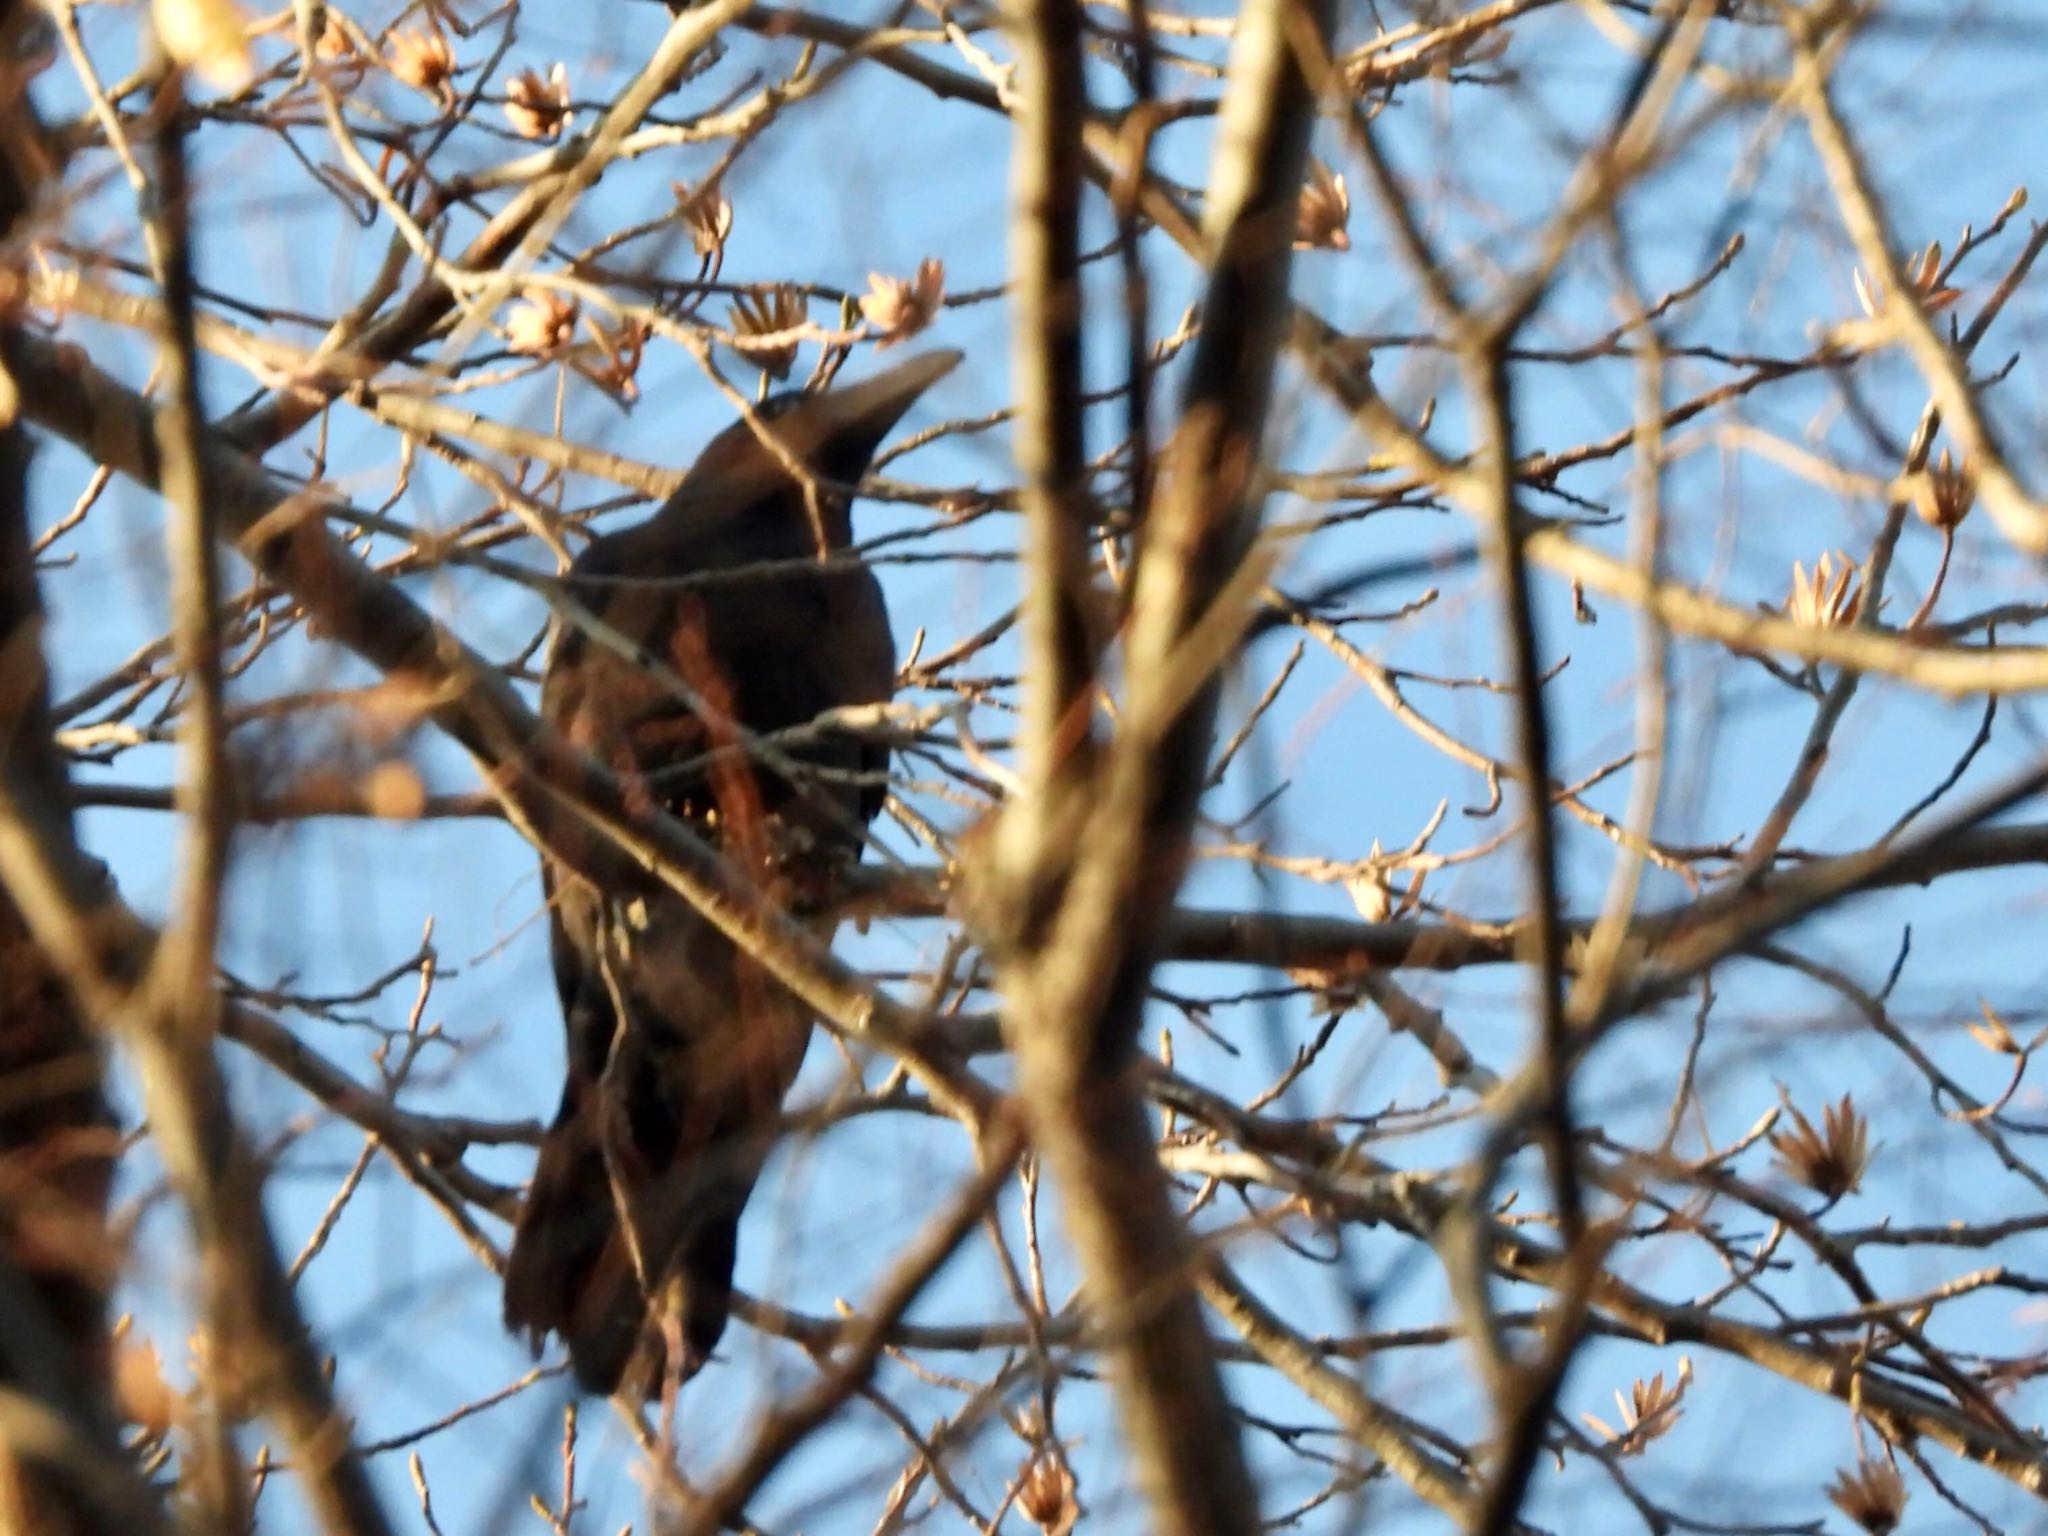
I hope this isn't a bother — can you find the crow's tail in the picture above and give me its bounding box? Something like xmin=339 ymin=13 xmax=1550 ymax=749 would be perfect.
xmin=502 ymin=1075 xmax=743 ymax=1397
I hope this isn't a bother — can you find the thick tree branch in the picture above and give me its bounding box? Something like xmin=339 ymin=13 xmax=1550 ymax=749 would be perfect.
xmin=0 ymin=15 xmax=133 ymax=1529
xmin=984 ymin=4 xmax=1335 ymax=1534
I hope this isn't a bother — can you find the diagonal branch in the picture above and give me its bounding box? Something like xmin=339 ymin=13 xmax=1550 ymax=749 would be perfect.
xmin=0 ymin=328 xmax=999 ymax=1136
xmin=677 ymin=1122 xmax=1023 ymax=1536
xmin=1788 ymin=11 xmax=2048 ymax=556
xmin=1197 ymin=1260 xmax=1480 ymax=1523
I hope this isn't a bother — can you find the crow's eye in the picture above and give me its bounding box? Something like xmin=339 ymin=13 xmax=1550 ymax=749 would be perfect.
xmin=754 ymin=391 xmax=806 ymax=421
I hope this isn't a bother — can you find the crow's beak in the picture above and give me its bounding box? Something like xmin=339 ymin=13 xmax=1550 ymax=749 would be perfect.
xmin=670 ymin=349 xmax=963 ymax=510
xmin=796 ymin=348 xmax=963 ymax=456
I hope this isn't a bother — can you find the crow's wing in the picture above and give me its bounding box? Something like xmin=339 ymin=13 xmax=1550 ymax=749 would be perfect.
xmin=505 ymin=524 xmax=894 ymax=1395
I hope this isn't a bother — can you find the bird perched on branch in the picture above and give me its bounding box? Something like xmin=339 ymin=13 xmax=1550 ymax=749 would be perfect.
xmin=504 ymin=350 xmax=959 ymax=1396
